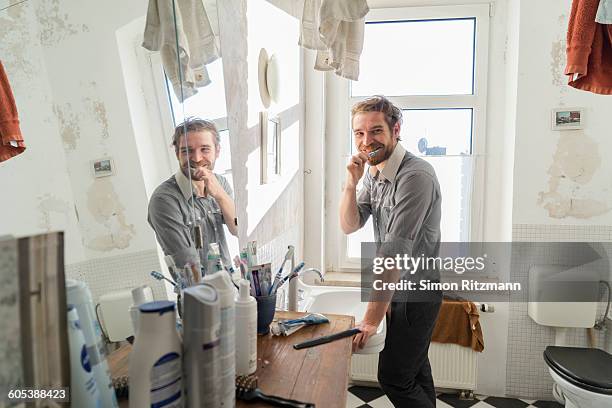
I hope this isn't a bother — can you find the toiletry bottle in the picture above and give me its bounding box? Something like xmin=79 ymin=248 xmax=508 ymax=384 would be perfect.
xmin=207 ymin=242 xmax=223 ymax=275
xmin=129 ymin=285 xmax=153 ymax=336
xmin=67 ymin=305 xmax=102 ymax=408
xmin=235 ymin=279 xmax=257 ymax=375
xmin=183 ymin=284 xmax=221 ymax=408
xmin=66 ymin=279 xmax=118 ymax=408
xmin=129 ymin=301 xmax=182 ymax=408
xmin=202 ymin=271 xmax=236 ymax=407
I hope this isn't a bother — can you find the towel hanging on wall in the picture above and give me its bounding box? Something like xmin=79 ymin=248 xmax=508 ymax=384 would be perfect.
xmin=0 ymin=61 xmax=25 ymax=163
xmin=142 ymin=0 xmax=220 ymax=102
xmin=299 ymin=0 xmax=369 ymax=81
xmin=565 ymin=0 xmax=612 ymax=95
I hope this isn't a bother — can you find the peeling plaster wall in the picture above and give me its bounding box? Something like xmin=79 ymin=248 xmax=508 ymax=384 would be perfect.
xmin=506 ymin=0 xmax=612 ymax=400
xmin=0 ymin=1 xmax=85 ymax=264
xmin=512 ymin=0 xmax=612 ymax=225
xmin=35 ymin=0 xmax=159 ymax=258
xmin=218 ymin=0 xmax=305 ymax=262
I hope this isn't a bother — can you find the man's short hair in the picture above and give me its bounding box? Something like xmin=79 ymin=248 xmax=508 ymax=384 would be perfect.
xmin=172 ymin=117 xmax=220 ymax=152
xmin=351 ymin=95 xmax=403 ymax=134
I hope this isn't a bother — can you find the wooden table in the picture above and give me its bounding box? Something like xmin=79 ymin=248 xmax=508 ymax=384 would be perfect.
xmin=108 ymin=311 xmax=355 ymax=408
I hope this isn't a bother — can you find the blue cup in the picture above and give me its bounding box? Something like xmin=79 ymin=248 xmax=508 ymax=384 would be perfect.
xmin=256 ymin=294 xmax=277 ymax=335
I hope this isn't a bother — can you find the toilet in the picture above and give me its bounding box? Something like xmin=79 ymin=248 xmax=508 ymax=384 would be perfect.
xmin=543 ymin=346 xmax=612 ymax=408
xmin=527 ymin=265 xmax=610 ymax=407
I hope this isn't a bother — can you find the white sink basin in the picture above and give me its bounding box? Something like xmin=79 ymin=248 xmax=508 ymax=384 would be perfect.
xmin=303 ymin=288 xmax=386 ymax=354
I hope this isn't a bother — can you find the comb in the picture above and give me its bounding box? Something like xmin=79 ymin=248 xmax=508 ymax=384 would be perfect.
xmin=236 ymin=375 xmax=315 ymax=407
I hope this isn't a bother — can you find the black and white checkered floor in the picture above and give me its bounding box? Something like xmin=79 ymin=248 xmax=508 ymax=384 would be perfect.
xmin=347 ymin=386 xmax=564 ymax=408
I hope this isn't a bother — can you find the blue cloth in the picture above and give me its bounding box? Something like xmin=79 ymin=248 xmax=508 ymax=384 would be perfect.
xmin=596 ymin=0 xmax=612 ymax=24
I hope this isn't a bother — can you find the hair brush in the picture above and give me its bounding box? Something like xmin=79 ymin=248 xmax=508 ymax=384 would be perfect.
xmin=236 ymin=375 xmax=315 ymax=407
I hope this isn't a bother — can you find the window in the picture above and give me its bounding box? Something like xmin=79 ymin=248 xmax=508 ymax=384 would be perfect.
xmin=165 ymin=59 xmax=233 ymax=190
xmin=160 ymin=58 xmax=239 ymax=257
xmin=338 ymin=4 xmax=490 ymax=268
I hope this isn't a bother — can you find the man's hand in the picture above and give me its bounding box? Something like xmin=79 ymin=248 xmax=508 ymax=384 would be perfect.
xmin=346 ymin=152 xmax=368 ymax=189
xmin=193 ymin=167 xmax=224 ymax=199
xmin=352 ymin=320 xmax=379 ymax=352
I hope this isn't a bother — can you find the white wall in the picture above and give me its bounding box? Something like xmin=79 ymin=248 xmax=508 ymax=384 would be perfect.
xmin=512 ymin=0 xmax=612 ymax=225
xmin=0 ymin=1 xmax=85 ymax=264
xmin=218 ymin=0 xmax=305 ymax=264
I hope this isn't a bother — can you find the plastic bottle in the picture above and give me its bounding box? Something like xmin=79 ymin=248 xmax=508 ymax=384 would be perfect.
xmin=129 ymin=301 xmax=182 ymax=408
xmin=67 ymin=305 xmax=102 ymax=408
xmin=129 ymin=285 xmax=153 ymax=336
xmin=183 ymin=284 xmax=221 ymax=408
xmin=65 ymin=279 xmax=118 ymax=408
xmin=235 ymin=279 xmax=257 ymax=375
xmin=202 ymin=271 xmax=236 ymax=407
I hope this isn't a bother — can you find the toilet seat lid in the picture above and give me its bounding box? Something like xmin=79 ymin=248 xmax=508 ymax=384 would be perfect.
xmin=544 ymin=346 xmax=612 ymax=395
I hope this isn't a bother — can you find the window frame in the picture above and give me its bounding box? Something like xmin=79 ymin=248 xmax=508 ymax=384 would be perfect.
xmin=329 ymin=4 xmax=490 ymax=272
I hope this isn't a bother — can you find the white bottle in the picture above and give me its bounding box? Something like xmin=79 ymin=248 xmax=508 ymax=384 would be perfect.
xmin=67 ymin=305 xmax=102 ymax=408
xmin=235 ymin=279 xmax=257 ymax=375
xmin=129 ymin=301 xmax=182 ymax=408
xmin=129 ymin=285 xmax=153 ymax=336
xmin=183 ymin=284 xmax=221 ymax=408
xmin=202 ymin=271 xmax=236 ymax=407
xmin=65 ymin=279 xmax=118 ymax=408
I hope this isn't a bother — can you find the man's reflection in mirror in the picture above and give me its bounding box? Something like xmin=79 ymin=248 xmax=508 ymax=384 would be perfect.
xmin=148 ymin=118 xmax=237 ymax=279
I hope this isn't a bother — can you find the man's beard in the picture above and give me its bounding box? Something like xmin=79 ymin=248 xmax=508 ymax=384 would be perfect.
xmin=182 ymin=161 xmax=213 ymax=180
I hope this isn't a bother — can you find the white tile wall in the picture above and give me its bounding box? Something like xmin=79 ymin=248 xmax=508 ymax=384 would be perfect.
xmin=507 ymin=224 xmax=612 ymax=399
xmin=64 ymin=249 xmax=166 ymax=303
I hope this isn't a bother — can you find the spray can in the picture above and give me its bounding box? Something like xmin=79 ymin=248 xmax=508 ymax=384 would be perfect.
xmin=202 ymin=271 xmax=236 ymax=407
xmin=67 ymin=305 xmax=102 ymax=408
xmin=183 ymin=284 xmax=221 ymax=407
xmin=65 ymin=279 xmax=118 ymax=408
xmin=129 ymin=301 xmax=182 ymax=408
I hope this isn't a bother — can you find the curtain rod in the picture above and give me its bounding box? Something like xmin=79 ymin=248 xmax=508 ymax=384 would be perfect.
xmin=1 ymin=0 xmax=29 ymax=13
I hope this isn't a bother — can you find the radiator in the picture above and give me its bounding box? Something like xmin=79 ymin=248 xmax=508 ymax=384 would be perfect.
xmin=350 ymin=342 xmax=478 ymax=391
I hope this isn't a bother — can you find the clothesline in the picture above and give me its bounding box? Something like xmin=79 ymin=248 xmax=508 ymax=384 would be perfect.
xmin=0 ymin=0 xmax=29 ymax=13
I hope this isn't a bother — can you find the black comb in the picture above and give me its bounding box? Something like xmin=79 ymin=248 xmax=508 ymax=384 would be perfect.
xmin=236 ymin=375 xmax=315 ymax=407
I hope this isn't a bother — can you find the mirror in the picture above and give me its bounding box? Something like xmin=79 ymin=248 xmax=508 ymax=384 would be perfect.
xmin=0 ymin=0 xmax=240 ymax=349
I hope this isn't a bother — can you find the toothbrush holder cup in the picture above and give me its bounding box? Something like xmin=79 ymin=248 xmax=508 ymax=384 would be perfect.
xmin=256 ymin=293 xmax=277 ymax=335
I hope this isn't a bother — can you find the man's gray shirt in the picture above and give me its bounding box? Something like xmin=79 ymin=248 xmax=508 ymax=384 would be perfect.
xmin=148 ymin=169 xmax=233 ymax=276
xmin=357 ymin=143 xmax=442 ymax=281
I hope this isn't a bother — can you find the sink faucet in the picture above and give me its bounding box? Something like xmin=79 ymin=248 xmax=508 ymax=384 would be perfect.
xmin=288 ymin=267 xmax=324 ymax=311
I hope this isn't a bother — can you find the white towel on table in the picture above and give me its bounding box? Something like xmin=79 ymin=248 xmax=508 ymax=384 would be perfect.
xmin=142 ymin=0 xmax=220 ymax=102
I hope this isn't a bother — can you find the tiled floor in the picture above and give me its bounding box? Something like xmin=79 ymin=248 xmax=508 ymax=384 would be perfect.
xmin=347 ymin=386 xmax=564 ymax=408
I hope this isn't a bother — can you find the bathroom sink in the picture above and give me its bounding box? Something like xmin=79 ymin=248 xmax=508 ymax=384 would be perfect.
xmin=303 ymin=288 xmax=386 ymax=354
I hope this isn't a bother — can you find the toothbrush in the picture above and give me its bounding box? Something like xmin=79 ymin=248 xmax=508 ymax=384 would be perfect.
xmin=150 ymin=270 xmax=177 ymax=287
xmin=273 ymin=262 xmax=305 ymax=294
xmin=269 ymin=246 xmax=294 ymax=294
xmin=368 ymin=147 xmax=382 ymax=158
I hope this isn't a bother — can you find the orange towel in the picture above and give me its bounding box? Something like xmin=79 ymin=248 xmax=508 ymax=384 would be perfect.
xmin=565 ymin=0 xmax=612 ymax=94
xmin=0 ymin=61 xmax=25 ymax=163
xmin=431 ymin=300 xmax=484 ymax=352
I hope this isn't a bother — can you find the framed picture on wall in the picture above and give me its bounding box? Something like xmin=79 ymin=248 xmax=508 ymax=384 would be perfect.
xmin=91 ymin=158 xmax=114 ymax=178
xmin=551 ymin=108 xmax=584 ymax=131
xmin=259 ymin=112 xmax=281 ymax=184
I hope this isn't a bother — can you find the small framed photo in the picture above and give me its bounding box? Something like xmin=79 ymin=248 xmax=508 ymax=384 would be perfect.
xmin=91 ymin=158 xmax=114 ymax=178
xmin=259 ymin=112 xmax=281 ymax=184
xmin=552 ymin=108 xmax=584 ymax=130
